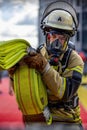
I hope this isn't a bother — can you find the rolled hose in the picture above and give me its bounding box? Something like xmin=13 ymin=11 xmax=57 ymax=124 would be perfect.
xmin=13 ymin=65 xmax=52 ymax=124
xmin=0 ymin=39 xmax=30 ymax=69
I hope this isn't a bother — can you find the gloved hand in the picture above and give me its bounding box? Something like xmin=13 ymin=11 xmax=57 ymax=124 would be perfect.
xmin=23 ymin=52 xmax=48 ymax=74
xmin=27 ymin=46 xmax=37 ymax=56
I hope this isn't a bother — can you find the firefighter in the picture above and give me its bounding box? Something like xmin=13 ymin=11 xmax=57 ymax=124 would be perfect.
xmin=9 ymin=1 xmax=84 ymax=130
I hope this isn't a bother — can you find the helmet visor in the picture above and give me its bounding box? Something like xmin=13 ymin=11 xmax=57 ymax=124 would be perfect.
xmin=41 ymin=1 xmax=78 ymax=30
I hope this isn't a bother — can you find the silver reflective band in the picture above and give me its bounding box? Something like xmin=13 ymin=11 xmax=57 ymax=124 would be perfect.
xmin=42 ymin=63 xmax=50 ymax=74
xmin=43 ymin=106 xmax=52 ymax=125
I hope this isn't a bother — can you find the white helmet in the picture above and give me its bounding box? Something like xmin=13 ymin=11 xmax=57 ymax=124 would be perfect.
xmin=41 ymin=1 xmax=78 ymax=36
xmin=42 ymin=10 xmax=74 ymax=31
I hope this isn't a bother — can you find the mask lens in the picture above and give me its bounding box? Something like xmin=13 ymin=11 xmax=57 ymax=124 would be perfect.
xmin=46 ymin=30 xmax=68 ymax=44
xmin=46 ymin=31 xmax=58 ymax=45
xmin=47 ymin=33 xmax=51 ymax=40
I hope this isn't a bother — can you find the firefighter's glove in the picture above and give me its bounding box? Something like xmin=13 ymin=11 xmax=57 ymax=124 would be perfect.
xmin=27 ymin=46 xmax=37 ymax=56
xmin=24 ymin=53 xmax=50 ymax=74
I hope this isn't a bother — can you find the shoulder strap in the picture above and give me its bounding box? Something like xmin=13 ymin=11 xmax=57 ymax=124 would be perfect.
xmin=61 ymin=48 xmax=72 ymax=72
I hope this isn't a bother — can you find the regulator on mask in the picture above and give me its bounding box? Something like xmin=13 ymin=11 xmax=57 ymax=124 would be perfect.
xmin=46 ymin=31 xmax=69 ymax=66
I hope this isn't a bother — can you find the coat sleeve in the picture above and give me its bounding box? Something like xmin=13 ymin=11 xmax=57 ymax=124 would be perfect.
xmin=42 ymin=50 xmax=84 ymax=101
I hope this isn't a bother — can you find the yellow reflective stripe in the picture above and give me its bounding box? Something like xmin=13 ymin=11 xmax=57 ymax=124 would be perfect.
xmin=58 ymin=78 xmax=66 ymax=99
xmin=75 ymin=66 xmax=83 ymax=73
xmin=66 ymin=66 xmax=83 ymax=74
xmin=52 ymin=66 xmax=58 ymax=71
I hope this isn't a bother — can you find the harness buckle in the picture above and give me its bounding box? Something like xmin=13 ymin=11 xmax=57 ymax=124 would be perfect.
xmin=64 ymin=95 xmax=79 ymax=109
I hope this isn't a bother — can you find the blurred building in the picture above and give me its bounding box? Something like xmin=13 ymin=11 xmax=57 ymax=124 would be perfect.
xmin=39 ymin=0 xmax=87 ymax=53
xmin=82 ymin=0 xmax=87 ymax=53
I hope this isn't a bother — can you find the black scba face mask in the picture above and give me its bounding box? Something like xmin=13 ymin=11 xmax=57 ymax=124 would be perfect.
xmin=46 ymin=38 xmax=68 ymax=66
xmin=47 ymin=39 xmax=63 ymax=56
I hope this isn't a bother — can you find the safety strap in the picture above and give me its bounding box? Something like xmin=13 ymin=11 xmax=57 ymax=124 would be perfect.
xmin=60 ymin=48 xmax=72 ymax=72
